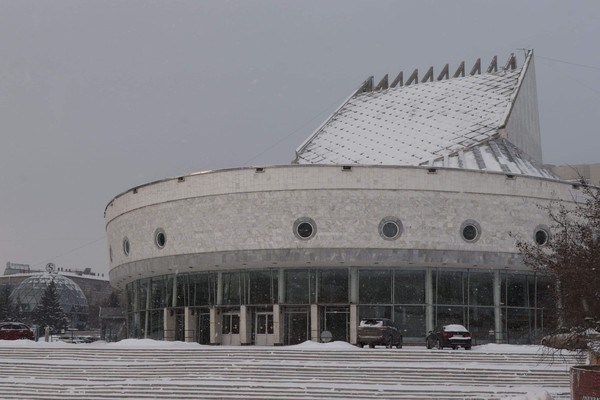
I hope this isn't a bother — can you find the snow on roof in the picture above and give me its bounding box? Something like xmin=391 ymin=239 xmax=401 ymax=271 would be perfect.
xmin=444 ymin=324 xmax=469 ymax=332
xmin=294 ymin=51 xmax=556 ymax=179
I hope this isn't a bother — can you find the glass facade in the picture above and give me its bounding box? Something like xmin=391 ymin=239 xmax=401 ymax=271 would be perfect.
xmin=125 ymin=267 xmax=550 ymax=346
xmin=9 ymin=273 xmax=89 ymax=330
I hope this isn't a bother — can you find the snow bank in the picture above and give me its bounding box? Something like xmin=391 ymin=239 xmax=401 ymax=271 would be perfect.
xmin=505 ymin=389 xmax=554 ymax=400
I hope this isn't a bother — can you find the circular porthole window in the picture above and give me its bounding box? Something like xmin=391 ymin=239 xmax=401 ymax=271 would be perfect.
xmin=122 ymin=237 xmax=130 ymax=256
xmin=155 ymin=228 xmax=166 ymax=249
xmin=460 ymin=220 xmax=481 ymax=243
xmin=534 ymin=225 xmax=550 ymax=246
xmin=378 ymin=217 xmax=403 ymax=240
xmin=293 ymin=217 xmax=316 ymax=240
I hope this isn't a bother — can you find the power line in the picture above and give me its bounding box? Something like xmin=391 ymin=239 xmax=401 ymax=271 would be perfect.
xmin=31 ymin=236 xmax=107 ymax=268
xmin=536 ymin=55 xmax=600 ymax=71
xmin=243 ymin=90 xmax=355 ymax=165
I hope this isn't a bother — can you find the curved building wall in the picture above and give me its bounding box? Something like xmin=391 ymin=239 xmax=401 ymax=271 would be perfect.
xmin=105 ymin=165 xmax=582 ymax=345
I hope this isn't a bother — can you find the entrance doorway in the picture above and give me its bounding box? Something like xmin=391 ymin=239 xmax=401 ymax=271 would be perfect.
xmin=284 ymin=307 xmax=309 ymax=345
xmin=196 ymin=311 xmax=210 ymax=344
xmin=254 ymin=312 xmax=274 ymax=346
xmin=321 ymin=306 xmax=349 ymax=342
xmin=221 ymin=312 xmax=240 ymax=345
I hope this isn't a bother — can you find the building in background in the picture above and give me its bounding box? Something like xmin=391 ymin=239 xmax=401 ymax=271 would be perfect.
xmin=9 ymin=272 xmax=89 ymax=330
xmin=105 ymin=50 xmax=595 ymax=345
xmin=551 ymin=163 xmax=600 ymax=186
xmin=1 ymin=262 xmax=114 ymax=329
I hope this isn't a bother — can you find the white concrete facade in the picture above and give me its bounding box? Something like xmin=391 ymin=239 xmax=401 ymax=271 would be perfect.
xmin=106 ymin=164 xmax=580 ymax=289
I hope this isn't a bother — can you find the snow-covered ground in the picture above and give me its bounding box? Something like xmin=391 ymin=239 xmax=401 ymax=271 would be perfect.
xmin=0 ymin=339 xmax=582 ymax=399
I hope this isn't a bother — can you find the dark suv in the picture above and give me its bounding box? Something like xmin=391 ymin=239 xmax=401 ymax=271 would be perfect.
xmin=0 ymin=322 xmax=35 ymax=341
xmin=357 ymin=318 xmax=403 ymax=348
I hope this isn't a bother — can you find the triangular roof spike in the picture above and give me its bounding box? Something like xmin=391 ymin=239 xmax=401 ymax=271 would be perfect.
xmin=437 ymin=64 xmax=449 ymax=81
xmin=390 ymin=71 xmax=403 ymax=88
xmin=470 ymin=58 xmax=481 ymax=75
xmin=406 ymin=68 xmax=419 ymax=85
xmin=453 ymin=61 xmax=465 ymax=78
xmin=421 ymin=67 xmax=434 ymax=83
xmin=504 ymin=53 xmax=517 ymax=70
xmin=361 ymin=76 xmax=374 ymax=92
xmin=487 ymin=56 xmax=498 ymax=73
xmin=375 ymin=74 xmax=389 ymax=91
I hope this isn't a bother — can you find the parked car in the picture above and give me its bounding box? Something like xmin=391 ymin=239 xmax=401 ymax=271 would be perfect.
xmin=0 ymin=322 xmax=35 ymax=341
xmin=541 ymin=328 xmax=600 ymax=351
xmin=357 ymin=318 xmax=403 ymax=348
xmin=426 ymin=324 xmax=472 ymax=350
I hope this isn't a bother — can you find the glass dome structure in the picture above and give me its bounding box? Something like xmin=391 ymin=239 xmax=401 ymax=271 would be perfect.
xmin=9 ymin=273 xmax=89 ymax=329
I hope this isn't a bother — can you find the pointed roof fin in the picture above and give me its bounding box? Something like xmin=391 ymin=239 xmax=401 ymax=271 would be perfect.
xmin=453 ymin=62 xmax=465 ymax=78
xmin=437 ymin=64 xmax=449 ymax=80
xmin=421 ymin=67 xmax=434 ymax=83
xmin=360 ymin=76 xmax=374 ymax=92
xmin=504 ymin=53 xmax=517 ymax=70
xmin=375 ymin=74 xmax=389 ymax=90
xmin=470 ymin=58 xmax=481 ymax=75
xmin=406 ymin=69 xmax=418 ymax=85
xmin=390 ymin=71 xmax=403 ymax=88
xmin=487 ymin=56 xmax=498 ymax=73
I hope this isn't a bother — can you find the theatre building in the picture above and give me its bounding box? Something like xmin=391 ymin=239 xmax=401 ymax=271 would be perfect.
xmin=105 ymin=51 xmax=592 ymax=345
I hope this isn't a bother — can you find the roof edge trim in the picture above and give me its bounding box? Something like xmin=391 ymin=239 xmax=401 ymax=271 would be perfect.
xmin=292 ymin=77 xmax=370 ymax=163
xmin=499 ymin=49 xmax=534 ymax=129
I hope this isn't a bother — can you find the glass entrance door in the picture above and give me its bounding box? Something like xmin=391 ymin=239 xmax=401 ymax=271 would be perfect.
xmin=196 ymin=312 xmax=210 ymax=344
xmin=221 ymin=313 xmax=240 ymax=345
xmin=284 ymin=307 xmax=309 ymax=345
xmin=321 ymin=306 xmax=349 ymax=342
xmin=254 ymin=312 xmax=274 ymax=346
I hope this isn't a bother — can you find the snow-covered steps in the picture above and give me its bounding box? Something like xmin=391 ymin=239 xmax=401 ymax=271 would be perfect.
xmin=0 ymin=341 xmax=581 ymax=399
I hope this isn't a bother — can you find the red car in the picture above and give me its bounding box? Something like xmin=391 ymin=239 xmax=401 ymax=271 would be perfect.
xmin=0 ymin=322 xmax=35 ymax=340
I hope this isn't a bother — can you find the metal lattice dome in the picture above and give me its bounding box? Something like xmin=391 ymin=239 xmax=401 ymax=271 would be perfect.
xmin=9 ymin=273 xmax=89 ymax=326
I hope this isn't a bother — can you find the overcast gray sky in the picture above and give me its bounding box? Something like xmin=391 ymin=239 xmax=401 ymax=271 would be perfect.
xmin=1 ymin=0 xmax=599 ymax=277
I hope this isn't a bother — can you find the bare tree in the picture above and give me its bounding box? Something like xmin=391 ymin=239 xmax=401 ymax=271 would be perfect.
xmin=515 ymin=183 xmax=600 ymax=333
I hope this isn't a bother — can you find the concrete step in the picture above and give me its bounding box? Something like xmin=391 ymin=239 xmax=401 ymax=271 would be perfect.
xmin=0 ymin=345 xmax=578 ymax=399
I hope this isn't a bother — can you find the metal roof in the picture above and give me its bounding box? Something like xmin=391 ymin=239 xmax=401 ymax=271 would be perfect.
xmin=294 ymin=51 xmax=556 ymax=179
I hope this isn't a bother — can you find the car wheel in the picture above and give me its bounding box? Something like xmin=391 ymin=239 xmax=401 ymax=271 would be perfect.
xmin=387 ymin=336 xmax=394 ymax=349
xmin=369 ymin=344 xmax=374 ymax=348
xmin=436 ymin=339 xmax=443 ymax=350
xmin=465 ymin=346 xmax=472 ymax=350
